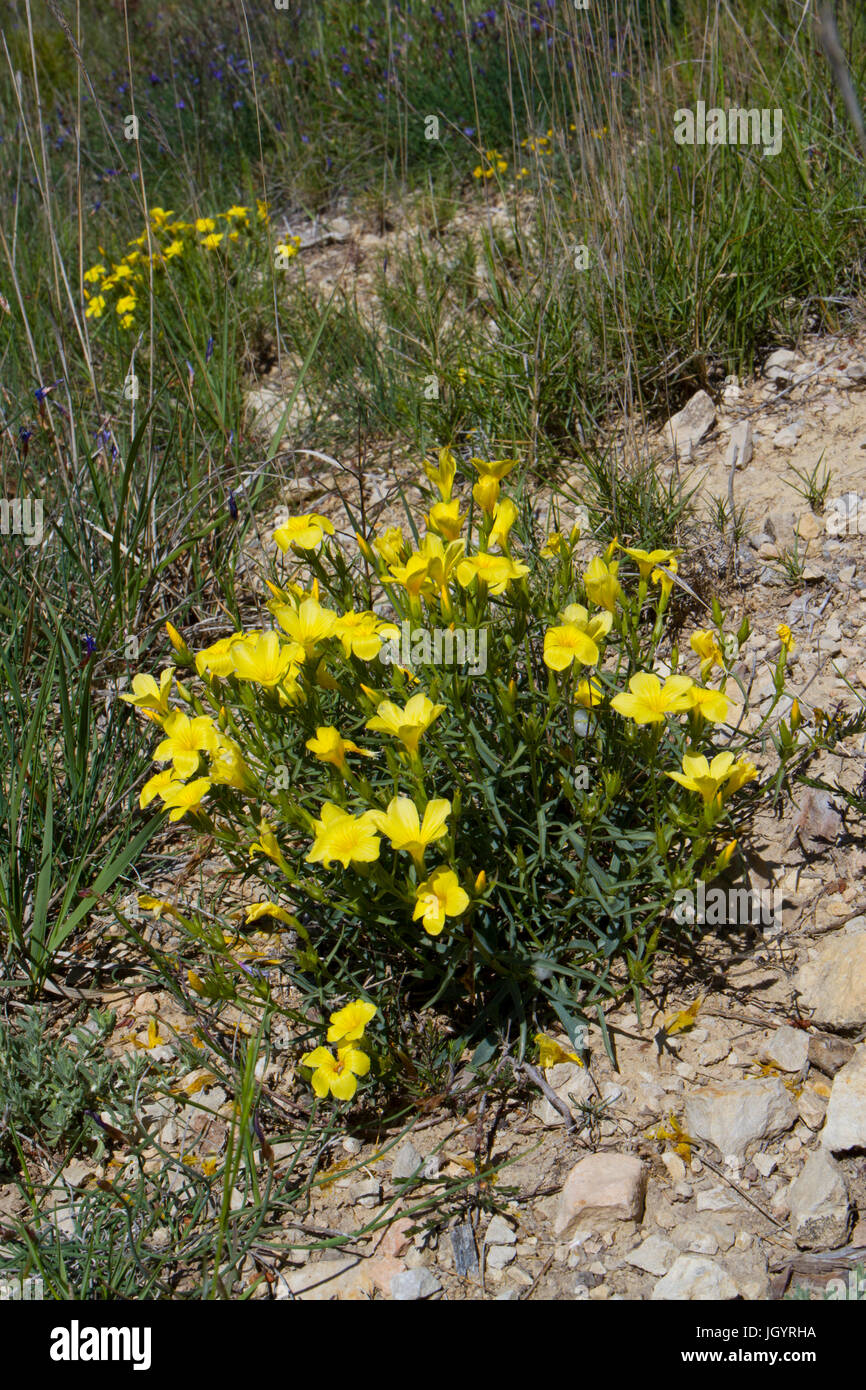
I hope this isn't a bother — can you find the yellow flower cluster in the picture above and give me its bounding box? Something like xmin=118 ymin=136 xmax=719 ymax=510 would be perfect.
xmin=539 ymin=539 xmax=756 ymax=814
xmin=472 ymin=148 xmax=508 ymax=179
xmin=470 ymin=124 xmax=600 ymax=183
xmin=83 ymin=201 xmax=266 ymax=326
xmin=301 ymin=999 xmax=376 ymax=1101
xmin=123 ymin=444 xmax=777 ymax=1107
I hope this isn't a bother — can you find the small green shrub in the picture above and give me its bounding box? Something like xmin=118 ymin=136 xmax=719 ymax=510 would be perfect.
xmin=123 ymin=450 xmax=799 ymax=1099
xmin=0 ymin=1009 xmax=117 ymax=1171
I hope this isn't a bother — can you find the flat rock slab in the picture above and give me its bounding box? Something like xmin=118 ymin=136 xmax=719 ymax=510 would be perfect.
xmin=822 ymin=1046 xmax=866 ymax=1153
xmin=664 ymin=390 xmax=716 ymax=453
xmin=554 ymin=1153 xmax=647 ymax=1237
xmin=684 ymin=1077 xmax=797 ymax=1159
xmin=788 ymin=1150 xmax=851 ymax=1250
xmin=796 ymin=936 xmax=866 ymax=1031
xmin=652 ymin=1255 xmax=739 ymax=1301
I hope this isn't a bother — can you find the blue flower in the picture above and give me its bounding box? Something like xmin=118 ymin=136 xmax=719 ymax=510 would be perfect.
xmin=34 ymin=380 xmax=63 ymax=403
xmin=205 ymin=336 xmax=214 ymax=363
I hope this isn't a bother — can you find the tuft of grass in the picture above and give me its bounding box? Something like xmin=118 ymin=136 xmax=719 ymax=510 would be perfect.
xmin=786 ymin=453 xmax=833 ymax=513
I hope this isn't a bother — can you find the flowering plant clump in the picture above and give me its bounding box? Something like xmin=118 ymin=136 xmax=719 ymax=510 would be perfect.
xmin=82 ymin=200 xmax=291 ymax=330
xmin=123 ymin=448 xmax=799 ymax=1078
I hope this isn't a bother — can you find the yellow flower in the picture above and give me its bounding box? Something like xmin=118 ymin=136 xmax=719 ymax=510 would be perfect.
xmin=140 ymin=768 xmax=180 ymax=809
xmin=470 ymin=456 xmax=517 ymax=482
xmin=83 ymin=264 xmax=106 ymax=283
xmin=573 ymin=677 xmax=604 ymax=708
xmin=583 ymin=556 xmax=622 ymax=612
xmin=687 ymin=685 xmax=734 ymax=724
xmin=312 ymin=659 xmax=337 ymax=695
xmin=306 ymin=803 xmax=381 ymax=869
xmin=119 ymin=668 xmax=174 ymax=719
xmin=165 ymin=621 xmax=194 ymax=666
xmin=164 ymin=239 xmax=184 ymax=259
xmin=542 ymin=603 xmax=613 ymax=671
xmin=387 ymin=552 xmax=435 ymax=600
xmin=143 ymin=1017 xmax=168 ymax=1050
xmin=275 ymin=237 xmax=301 ymax=260
xmin=419 ymin=534 xmax=465 ymax=594
xmin=228 ymin=631 xmax=301 ymax=687
xmin=195 ymin=634 xmax=245 ymax=678
xmin=334 ymin=610 xmax=398 ymax=661
xmin=149 ymin=207 xmax=174 ymax=226
xmin=725 ymin=758 xmax=758 ymax=796
xmin=535 ymin=1033 xmax=584 ymax=1068
xmin=667 ymin=751 xmax=737 ymax=806
xmin=244 ymin=901 xmax=297 ymax=927
xmin=365 ymin=692 xmax=445 ymax=753
xmin=194 ymin=217 xmax=216 ymax=233
xmin=274 ymin=513 xmax=335 ymax=551
xmin=138 ymin=894 xmax=182 ymax=919
xmin=610 ymin=672 xmax=694 ymax=724
xmin=305 ymin=725 xmax=373 ymax=773
xmin=776 ymin=623 xmax=795 ymax=653
xmin=622 ymin=545 xmax=679 ymax=579
xmin=543 ymin=624 xmax=599 ymax=671
xmin=223 ymin=205 xmax=250 ymax=222
xmin=423 ymin=446 xmax=457 ymax=501
xmin=249 ymin=818 xmax=291 ymax=872
xmin=201 ymin=232 xmax=224 ymax=249
xmin=372 ymin=526 xmax=407 ymax=567
xmin=412 ymin=867 xmax=469 ymax=936
xmin=153 ymin=710 xmax=219 ymax=776
xmin=301 ymin=1044 xmax=370 ymax=1101
xmin=690 ymin=629 xmax=724 ymax=680
xmin=489 ymin=497 xmax=518 ymax=550
xmin=327 ymin=999 xmax=377 ymax=1044
xmin=541 ymin=531 xmax=568 ymax=558
xmin=160 ymin=777 xmax=211 ymax=822
xmin=455 ymin=552 xmax=528 ymax=594
xmin=428 ymin=499 xmax=465 ymax=541
xmin=256 ymin=198 xmax=270 ymax=222
xmin=209 ymin=735 xmax=257 ymax=792
xmin=563 ymin=603 xmax=613 ymax=642
xmin=472 ymin=475 xmax=500 ymax=514
xmin=116 ymin=294 xmax=137 ymax=316
xmin=651 ymin=556 xmax=678 ymax=598
xmin=85 ymin=295 xmax=106 ymax=319
xmin=371 ymin=796 xmax=451 ymax=871
xmin=274 ymin=597 xmax=338 ymax=657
